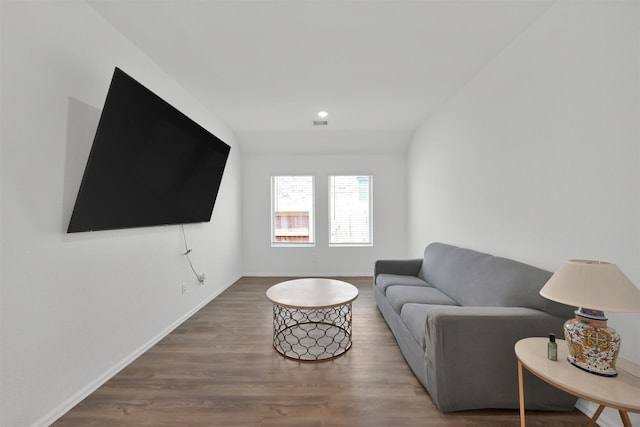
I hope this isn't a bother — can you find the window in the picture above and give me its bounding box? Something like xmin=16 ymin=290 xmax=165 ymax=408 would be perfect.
xmin=271 ymin=176 xmax=314 ymax=245
xmin=329 ymin=175 xmax=372 ymax=246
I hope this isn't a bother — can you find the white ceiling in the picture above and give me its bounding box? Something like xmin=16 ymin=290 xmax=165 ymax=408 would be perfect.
xmin=88 ymin=0 xmax=553 ymax=153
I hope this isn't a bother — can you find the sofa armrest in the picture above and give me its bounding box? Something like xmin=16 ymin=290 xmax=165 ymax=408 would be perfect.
xmin=374 ymin=258 xmax=422 ymax=279
xmin=424 ymin=306 xmax=575 ymax=412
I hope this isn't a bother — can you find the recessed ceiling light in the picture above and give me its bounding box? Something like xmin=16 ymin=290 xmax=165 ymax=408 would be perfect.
xmin=317 ymin=111 xmax=329 ymax=118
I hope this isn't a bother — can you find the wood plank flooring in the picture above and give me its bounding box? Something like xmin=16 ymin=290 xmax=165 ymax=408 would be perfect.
xmin=54 ymin=277 xmax=592 ymax=426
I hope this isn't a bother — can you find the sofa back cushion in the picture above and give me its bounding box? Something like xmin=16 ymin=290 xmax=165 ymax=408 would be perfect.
xmin=419 ymin=243 xmax=574 ymax=317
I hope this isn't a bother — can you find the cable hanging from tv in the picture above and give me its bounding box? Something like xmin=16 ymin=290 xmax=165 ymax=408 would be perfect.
xmin=181 ymin=224 xmax=205 ymax=285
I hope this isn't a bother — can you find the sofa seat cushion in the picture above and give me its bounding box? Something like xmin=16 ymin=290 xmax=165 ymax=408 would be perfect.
xmin=386 ymin=285 xmax=458 ymax=314
xmin=401 ymin=303 xmax=459 ymax=350
xmin=375 ymin=273 xmax=431 ymax=294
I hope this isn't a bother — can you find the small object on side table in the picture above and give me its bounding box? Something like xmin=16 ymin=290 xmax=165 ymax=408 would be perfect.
xmin=547 ymin=333 xmax=557 ymax=361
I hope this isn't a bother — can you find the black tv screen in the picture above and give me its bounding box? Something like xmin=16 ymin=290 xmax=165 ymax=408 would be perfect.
xmin=68 ymin=67 xmax=231 ymax=233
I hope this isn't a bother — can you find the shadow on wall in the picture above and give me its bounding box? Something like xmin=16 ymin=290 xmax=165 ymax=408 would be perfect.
xmin=62 ymin=97 xmax=101 ymax=236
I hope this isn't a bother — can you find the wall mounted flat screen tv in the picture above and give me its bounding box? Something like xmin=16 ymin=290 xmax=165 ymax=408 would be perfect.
xmin=68 ymin=67 xmax=231 ymax=233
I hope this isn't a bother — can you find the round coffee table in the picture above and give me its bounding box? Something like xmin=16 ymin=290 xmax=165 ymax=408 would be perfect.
xmin=266 ymin=278 xmax=359 ymax=361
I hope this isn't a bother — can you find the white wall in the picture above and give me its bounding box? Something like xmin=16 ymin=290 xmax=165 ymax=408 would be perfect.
xmin=408 ymin=2 xmax=639 ymax=425
xmin=0 ymin=2 xmax=242 ymax=426
xmin=242 ymin=151 xmax=407 ymax=276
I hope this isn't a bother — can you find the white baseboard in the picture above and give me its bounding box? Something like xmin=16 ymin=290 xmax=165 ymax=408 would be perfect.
xmin=36 ymin=275 xmax=240 ymax=427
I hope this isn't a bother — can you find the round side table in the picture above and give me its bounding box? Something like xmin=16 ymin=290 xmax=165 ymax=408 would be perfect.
xmin=515 ymin=337 xmax=640 ymax=427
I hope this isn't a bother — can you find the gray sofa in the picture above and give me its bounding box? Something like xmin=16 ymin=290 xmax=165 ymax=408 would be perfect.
xmin=374 ymin=242 xmax=578 ymax=412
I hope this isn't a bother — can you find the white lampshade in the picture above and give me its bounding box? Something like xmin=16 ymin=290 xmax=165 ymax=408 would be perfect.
xmin=540 ymin=260 xmax=640 ymax=312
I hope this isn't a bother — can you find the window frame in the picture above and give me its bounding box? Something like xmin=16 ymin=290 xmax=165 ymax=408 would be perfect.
xmin=270 ymin=175 xmax=316 ymax=247
xmin=328 ymin=175 xmax=373 ymax=247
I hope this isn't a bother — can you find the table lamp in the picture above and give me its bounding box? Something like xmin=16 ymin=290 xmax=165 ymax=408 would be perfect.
xmin=540 ymin=260 xmax=640 ymax=377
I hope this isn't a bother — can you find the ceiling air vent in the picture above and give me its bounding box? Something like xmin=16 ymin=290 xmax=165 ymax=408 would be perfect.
xmin=313 ymin=120 xmax=328 ymax=126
